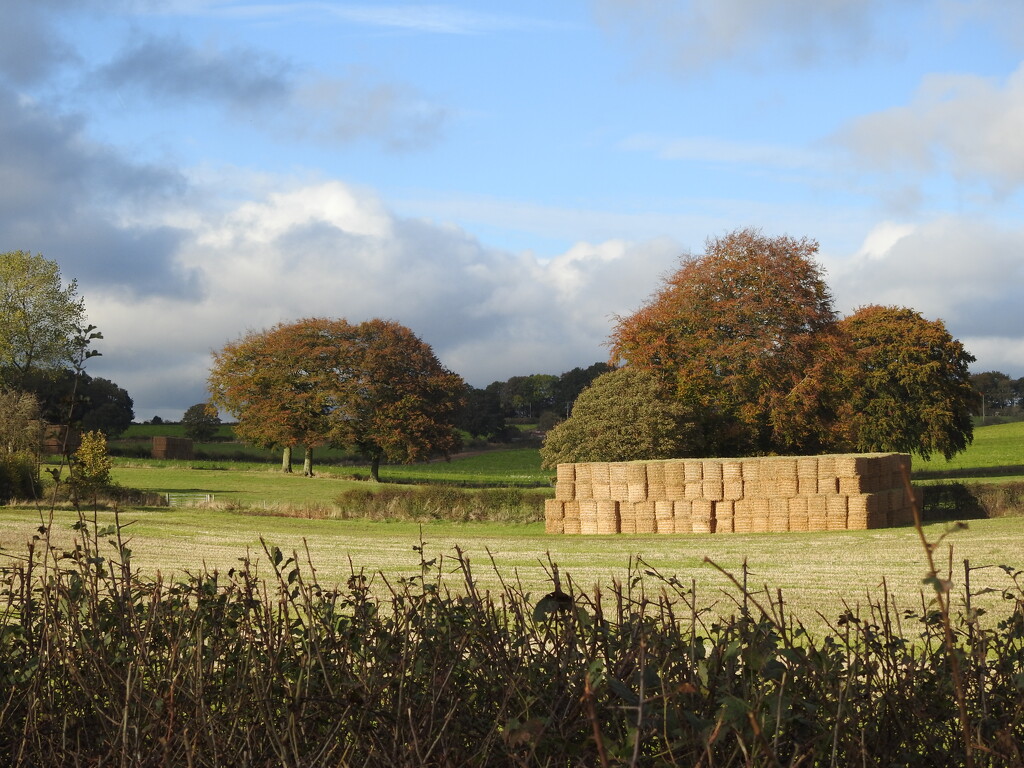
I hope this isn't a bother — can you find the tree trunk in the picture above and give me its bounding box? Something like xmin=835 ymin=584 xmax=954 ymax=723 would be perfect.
xmin=281 ymin=445 xmax=292 ymax=473
xmin=370 ymin=455 xmax=381 ymax=483
xmin=303 ymin=445 xmax=314 ymax=477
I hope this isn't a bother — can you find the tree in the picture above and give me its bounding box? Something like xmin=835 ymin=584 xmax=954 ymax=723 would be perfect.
xmin=0 ymin=251 xmax=86 ymax=388
xmin=208 ymin=320 xmax=335 ymax=475
xmin=0 ymin=389 xmax=43 ymax=455
xmin=836 ymin=305 xmax=975 ymax=460
xmin=540 ymin=367 xmax=699 ymax=467
xmin=19 ymin=370 xmax=134 ymax=437
xmin=321 ymin=319 xmax=465 ymax=481
xmin=181 ymin=402 xmax=221 ymax=442
xmin=209 ymin=318 xmax=465 ymax=480
xmin=610 ymin=228 xmax=841 ymax=456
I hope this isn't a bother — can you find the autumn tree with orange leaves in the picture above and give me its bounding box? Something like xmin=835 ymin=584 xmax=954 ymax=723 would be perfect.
xmin=610 ymin=228 xmax=846 ymax=457
xmin=597 ymin=227 xmax=976 ymax=461
xmin=209 ymin=318 xmax=465 ymax=479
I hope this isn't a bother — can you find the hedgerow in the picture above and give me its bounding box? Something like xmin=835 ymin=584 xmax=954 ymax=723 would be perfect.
xmin=0 ymin=514 xmax=1021 ymax=766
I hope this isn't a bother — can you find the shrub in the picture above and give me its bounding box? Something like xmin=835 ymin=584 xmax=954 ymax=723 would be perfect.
xmin=333 ymin=484 xmax=545 ymax=522
xmin=0 ymin=451 xmax=40 ymax=503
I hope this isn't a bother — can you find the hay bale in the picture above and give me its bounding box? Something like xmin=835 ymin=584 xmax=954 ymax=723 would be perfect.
xmin=714 ymin=501 xmax=734 ymax=533
xmin=574 ymin=464 xmax=592 ymax=499
xmin=691 ymin=499 xmax=713 ymax=533
xmin=596 ymin=500 xmax=619 ymax=534
xmin=702 ymin=460 xmax=723 ymax=482
xmin=723 ymin=479 xmax=744 ymax=501
xmin=702 ymin=480 xmax=725 ymax=501
xmin=627 ymin=463 xmax=648 ymax=503
xmin=619 ymin=502 xmax=637 ymax=534
xmin=590 ymin=462 xmax=611 ymax=484
xmin=684 ymin=482 xmax=703 ymax=500
xmin=722 ymin=460 xmax=743 ymax=481
xmin=683 ymin=460 xmax=703 ymax=482
xmin=768 ymin=497 xmax=790 ymax=532
xmin=749 ymin=497 xmax=770 ymax=533
xmin=591 ymin=483 xmax=612 ymax=501
xmin=556 ymin=463 xmax=576 ymax=484
xmin=654 ymin=500 xmax=675 ymax=534
xmin=646 ymin=461 xmax=667 ymax=500
xmin=807 ymin=495 xmax=828 ymax=530
xmin=826 ymin=496 xmax=848 ymax=530
xmin=817 ymin=455 xmax=836 ymax=480
xmin=798 ymin=477 xmax=819 ymax=496
xmin=563 ymin=509 xmax=582 ymax=535
xmin=634 ymin=501 xmax=657 ymax=534
xmin=664 ymin=461 xmax=686 ymax=498
xmin=839 ymin=475 xmax=872 ymax=495
xmin=579 ymin=500 xmax=599 ymax=534
xmin=788 ymin=497 xmax=809 ymax=532
xmin=796 ymin=457 xmax=818 ymax=479
xmin=555 ymin=481 xmax=576 ymax=501
xmin=609 ymin=464 xmax=629 ymax=500
xmin=733 ymin=499 xmax=752 ymax=533
xmin=674 ymin=500 xmax=693 ymax=533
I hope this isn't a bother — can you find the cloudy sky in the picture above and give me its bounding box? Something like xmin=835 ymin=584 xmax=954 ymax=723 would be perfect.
xmin=4 ymin=1 xmax=1024 ymax=419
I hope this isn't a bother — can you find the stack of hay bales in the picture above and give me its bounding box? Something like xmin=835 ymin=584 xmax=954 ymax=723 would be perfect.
xmin=152 ymin=436 xmax=195 ymax=460
xmin=545 ymin=453 xmax=918 ymax=535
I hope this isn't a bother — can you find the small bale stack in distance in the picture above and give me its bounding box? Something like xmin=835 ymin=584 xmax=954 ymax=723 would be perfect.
xmin=152 ymin=436 xmax=194 ymax=460
xmin=547 ymin=452 xmax=914 ymax=534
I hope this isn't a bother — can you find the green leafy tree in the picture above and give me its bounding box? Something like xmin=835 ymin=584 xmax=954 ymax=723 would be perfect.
xmin=836 ymin=305 xmax=975 ymax=460
xmin=0 ymin=251 xmax=86 ymax=388
xmin=540 ymin=367 xmax=699 ymax=467
xmin=181 ymin=402 xmax=222 ymax=442
xmin=610 ymin=228 xmax=842 ymax=456
xmin=71 ymin=430 xmax=113 ymax=502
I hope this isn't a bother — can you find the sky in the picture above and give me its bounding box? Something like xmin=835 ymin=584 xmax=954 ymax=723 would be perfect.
xmin=3 ymin=0 xmax=1024 ymax=420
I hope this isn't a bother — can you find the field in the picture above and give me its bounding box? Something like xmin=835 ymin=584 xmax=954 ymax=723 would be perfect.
xmin=914 ymin=420 xmax=1024 ymax=480
xmin=4 ymin=422 xmax=1022 ymax=634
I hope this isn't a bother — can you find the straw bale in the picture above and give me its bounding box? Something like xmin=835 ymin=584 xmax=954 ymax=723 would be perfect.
xmin=847 ymin=493 xmax=877 ymax=518
xmin=834 ymin=455 xmax=876 ymax=477
xmin=768 ymin=497 xmax=790 ymax=532
xmin=723 ymin=480 xmax=744 ymax=500
xmin=702 ymin=460 xmax=723 ymax=482
xmin=796 ymin=457 xmax=818 ymax=479
xmin=722 ymin=460 xmax=743 ymax=481
xmin=545 ymin=499 xmax=564 ymax=521
xmin=609 ymin=464 xmax=629 ymax=499
xmin=684 ymin=482 xmax=703 ymax=500
xmin=575 ymin=463 xmax=591 ymax=484
xmin=646 ymin=462 xmax=667 ymax=500
xmin=838 ymin=475 xmax=872 ymax=495
xmin=774 ymin=477 xmax=799 ymax=498
xmin=692 ymin=516 xmax=712 ymax=534
xmin=826 ymin=496 xmax=848 ymax=530
xmin=702 ymin=480 xmax=725 ymax=501
xmin=797 ymin=477 xmax=818 ymax=496
xmin=788 ymin=497 xmax=809 ymax=532
xmin=654 ymin=500 xmax=675 ymax=534
xmin=556 ymin=463 xmax=576 ymax=484
xmin=743 ymin=480 xmax=765 ymax=497
xmin=674 ymin=500 xmax=693 ymax=534
xmin=846 ymin=513 xmax=870 ymax=531
xmin=714 ymin=501 xmax=734 ymax=533
xmin=627 ymin=464 xmax=648 ymax=503
xmin=733 ymin=499 xmax=752 ymax=533
xmin=635 ymin=501 xmax=657 ymax=534
xmin=555 ymin=482 xmax=576 ymax=501
xmin=774 ymin=458 xmax=798 ymax=481
xmin=742 ymin=460 xmax=761 ymax=482
xmin=596 ymin=500 xmax=619 ymax=534
xmin=817 ymin=455 xmax=836 ymax=480
xmin=590 ymin=462 xmax=611 ymax=484
xmin=749 ymin=497 xmax=770 ymax=532
xmin=575 ymin=479 xmax=594 ymax=500
xmin=545 ymin=515 xmax=565 ymax=534
xmin=619 ymin=503 xmax=637 ymax=534
xmin=563 ymin=500 xmax=580 ymax=521
xmin=563 ymin=514 xmax=582 ymax=534
xmin=664 ymin=462 xmax=686 ymax=497
xmin=807 ymin=495 xmax=827 ymax=530
xmin=591 ymin=483 xmax=611 ymax=501
xmin=691 ymin=499 xmax=713 ymax=532
xmin=683 ymin=461 xmax=703 ymax=482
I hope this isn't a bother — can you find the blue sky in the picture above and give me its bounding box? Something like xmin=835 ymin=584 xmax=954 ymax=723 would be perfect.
xmin=3 ymin=1 xmax=1024 ymax=418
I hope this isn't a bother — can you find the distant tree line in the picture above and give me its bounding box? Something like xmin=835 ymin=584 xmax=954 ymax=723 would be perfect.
xmin=970 ymin=371 xmax=1024 ymax=423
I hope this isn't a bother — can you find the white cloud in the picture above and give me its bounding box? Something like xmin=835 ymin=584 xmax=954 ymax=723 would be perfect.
xmin=85 ymin=179 xmax=683 ymax=417
xmin=836 ymin=64 xmax=1024 ymax=192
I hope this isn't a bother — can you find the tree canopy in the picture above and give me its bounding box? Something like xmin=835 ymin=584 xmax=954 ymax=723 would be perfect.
xmin=610 ymin=228 xmax=841 ymax=456
xmin=553 ymin=227 xmax=979 ymax=462
xmin=181 ymin=402 xmax=222 ymax=442
xmin=540 ymin=367 xmax=698 ymax=467
xmin=0 ymin=251 xmax=86 ymax=388
xmin=209 ymin=318 xmax=465 ymax=479
xmin=835 ymin=305 xmax=975 ymax=460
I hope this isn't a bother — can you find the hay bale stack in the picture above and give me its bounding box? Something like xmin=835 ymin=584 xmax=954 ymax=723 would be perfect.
xmin=152 ymin=436 xmax=193 ymax=460
xmin=591 ymin=463 xmax=611 ymax=500
xmin=619 ymin=501 xmax=637 ymax=534
xmin=826 ymin=495 xmax=848 ymax=531
xmin=701 ymin=460 xmax=724 ymax=500
xmin=788 ymin=496 xmax=809 ymax=532
xmin=807 ymin=495 xmax=827 ymax=529
xmin=609 ymin=464 xmax=629 ymax=501
xmin=579 ymin=501 xmax=599 ymax=535
xmin=768 ymin=497 xmax=790 ymax=532
xmin=733 ymin=499 xmax=752 ymax=533
xmin=749 ymin=497 xmax=770 ymax=533
xmin=574 ymin=463 xmax=594 ymax=500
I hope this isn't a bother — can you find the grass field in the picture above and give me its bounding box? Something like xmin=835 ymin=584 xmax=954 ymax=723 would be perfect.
xmin=913 ymin=420 xmax=1024 ymax=481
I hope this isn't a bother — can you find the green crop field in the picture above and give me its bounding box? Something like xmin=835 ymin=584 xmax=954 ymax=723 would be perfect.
xmin=912 ymin=420 xmax=1024 ymax=480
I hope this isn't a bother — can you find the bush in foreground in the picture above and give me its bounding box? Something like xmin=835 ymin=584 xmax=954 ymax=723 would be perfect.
xmin=0 ymin=516 xmax=1022 ymax=766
